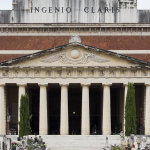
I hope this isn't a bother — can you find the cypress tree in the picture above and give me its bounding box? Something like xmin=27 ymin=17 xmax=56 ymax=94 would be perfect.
xmin=125 ymin=82 xmax=136 ymax=136
xmin=18 ymin=94 xmax=32 ymax=137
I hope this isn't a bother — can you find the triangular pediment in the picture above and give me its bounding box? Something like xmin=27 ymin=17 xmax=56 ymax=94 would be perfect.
xmin=0 ymin=44 xmax=150 ymax=68
xmin=0 ymin=36 xmax=150 ymax=68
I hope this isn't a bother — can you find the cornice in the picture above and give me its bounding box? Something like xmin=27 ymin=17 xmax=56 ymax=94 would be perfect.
xmin=1 ymin=24 xmax=150 ymax=36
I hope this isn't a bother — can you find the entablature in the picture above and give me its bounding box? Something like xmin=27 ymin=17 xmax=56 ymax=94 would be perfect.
xmin=0 ymin=66 xmax=149 ymax=79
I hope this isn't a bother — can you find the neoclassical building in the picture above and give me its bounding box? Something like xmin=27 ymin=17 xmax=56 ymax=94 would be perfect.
xmin=0 ymin=36 xmax=150 ymax=136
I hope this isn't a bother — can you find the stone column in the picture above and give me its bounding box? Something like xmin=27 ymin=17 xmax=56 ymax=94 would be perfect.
xmin=123 ymin=84 xmax=128 ymax=133
xmin=102 ymin=84 xmax=111 ymax=135
xmin=81 ymin=84 xmax=90 ymax=135
xmin=60 ymin=83 xmax=69 ymax=135
xmin=39 ymin=84 xmax=48 ymax=135
xmin=17 ymin=83 xmax=26 ymax=133
xmin=145 ymin=84 xmax=150 ymax=135
xmin=0 ymin=84 xmax=5 ymax=135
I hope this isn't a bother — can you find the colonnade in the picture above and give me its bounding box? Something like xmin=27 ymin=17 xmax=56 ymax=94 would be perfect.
xmin=0 ymin=83 xmax=150 ymax=135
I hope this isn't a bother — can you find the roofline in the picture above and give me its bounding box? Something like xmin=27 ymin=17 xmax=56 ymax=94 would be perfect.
xmin=0 ymin=42 xmax=150 ymax=66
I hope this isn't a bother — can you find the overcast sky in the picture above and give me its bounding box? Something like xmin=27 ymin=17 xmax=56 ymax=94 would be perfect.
xmin=0 ymin=0 xmax=150 ymax=10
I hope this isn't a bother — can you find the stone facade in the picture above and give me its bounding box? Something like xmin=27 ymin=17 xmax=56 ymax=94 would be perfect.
xmin=0 ymin=37 xmax=149 ymax=136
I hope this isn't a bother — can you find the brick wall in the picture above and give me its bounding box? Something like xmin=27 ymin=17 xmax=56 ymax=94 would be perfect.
xmin=1 ymin=36 xmax=150 ymax=50
xmin=1 ymin=36 xmax=150 ymax=62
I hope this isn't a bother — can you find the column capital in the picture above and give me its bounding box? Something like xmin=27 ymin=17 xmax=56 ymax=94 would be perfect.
xmin=102 ymin=83 xmax=111 ymax=87
xmin=60 ymin=83 xmax=69 ymax=87
xmin=145 ymin=83 xmax=150 ymax=86
xmin=38 ymin=83 xmax=48 ymax=87
xmin=123 ymin=83 xmax=128 ymax=87
xmin=0 ymin=83 xmax=5 ymax=86
xmin=81 ymin=84 xmax=91 ymax=87
xmin=17 ymin=83 xmax=27 ymax=87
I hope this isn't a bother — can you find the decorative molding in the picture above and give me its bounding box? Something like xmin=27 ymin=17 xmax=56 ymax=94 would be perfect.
xmin=69 ymin=35 xmax=81 ymax=43
xmin=99 ymin=70 xmax=105 ymax=77
xmin=1 ymin=24 xmax=150 ymax=36
xmin=41 ymin=51 xmax=109 ymax=65
xmin=110 ymin=70 xmax=116 ymax=77
xmin=131 ymin=70 xmax=137 ymax=76
xmin=0 ymin=66 xmax=150 ymax=78
xmin=141 ymin=70 xmax=148 ymax=76
xmin=120 ymin=70 xmax=126 ymax=76
xmin=1 ymin=50 xmax=150 ymax=55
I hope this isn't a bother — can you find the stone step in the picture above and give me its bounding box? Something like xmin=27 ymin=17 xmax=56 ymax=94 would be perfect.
xmin=6 ymin=135 xmax=120 ymax=150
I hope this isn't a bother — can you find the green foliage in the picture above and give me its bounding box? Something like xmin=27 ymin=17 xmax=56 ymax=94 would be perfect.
xmin=18 ymin=94 xmax=32 ymax=137
xmin=125 ymin=82 xmax=136 ymax=136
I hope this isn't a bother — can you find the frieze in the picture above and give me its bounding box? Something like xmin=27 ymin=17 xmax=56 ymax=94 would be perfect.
xmin=131 ymin=70 xmax=137 ymax=76
xmin=3 ymin=70 xmax=10 ymax=77
xmin=141 ymin=70 xmax=148 ymax=76
xmin=110 ymin=70 xmax=116 ymax=77
xmin=35 ymin=70 xmax=40 ymax=76
xmin=57 ymin=70 xmax=62 ymax=77
xmin=14 ymin=70 xmax=19 ymax=77
xmin=0 ymin=67 xmax=150 ymax=78
xmin=24 ymin=70 xmax=29 ymax=76
xmin=46 ymin=70 xmax=51 ymax=76
xmin=66 ymin=70 xmax=72 ymax=77
xmin=78 ymin=70 xmax=82 ymax=76
xmin=88 ymin=70 xmax=94 ymax=76
xmin=120 ymin=70 xmax=126 ymax=76
xmin=99 ymin=70 xmax=105 ymax=76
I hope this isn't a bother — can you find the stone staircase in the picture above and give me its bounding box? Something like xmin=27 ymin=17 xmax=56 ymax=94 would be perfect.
xmin=34 ymin=135 xmax=120 ymax=150
xmin=7 ymin=135 xmax=120 ymax=150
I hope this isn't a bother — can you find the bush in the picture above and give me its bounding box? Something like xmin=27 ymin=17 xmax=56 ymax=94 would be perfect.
xmin=125 ymin=82 xmax=136 ymax=136
xmin=18 ymin=94 xmax=32 ymax=137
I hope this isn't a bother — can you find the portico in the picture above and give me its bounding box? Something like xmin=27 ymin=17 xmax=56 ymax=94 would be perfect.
xmin=0 ymin=36 xmax=149 ymax=136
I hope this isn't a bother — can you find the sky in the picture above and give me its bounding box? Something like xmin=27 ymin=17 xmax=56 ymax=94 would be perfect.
xmin=0 ymin=0 xmax=150 ymax=10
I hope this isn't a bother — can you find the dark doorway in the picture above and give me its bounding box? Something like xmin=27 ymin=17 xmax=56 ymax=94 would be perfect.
xmin=48 ymin=85 xmax=61 ymax=135
xmin=90 ymin=85 xmax=102 ymax=135
xmin=135 ymin=84 xmax=145 ymax=135
xmin=111 ymin=87 xmax=121 ymax=134
xmin=29 ymin=88 xmax=40 ymax=135
xmin=68 ymin=84 xmax=82 ymax=135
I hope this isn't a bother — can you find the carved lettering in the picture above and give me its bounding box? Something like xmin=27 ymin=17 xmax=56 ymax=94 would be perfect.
xmin=35 ymin=7 xmax=39 ymax=13
xmin=92 ymin=7 xmax=95 ymax=13
xmin=98 ymin=8 xmax=102 ymax=13
xmin=42 ymin=7 xmax=47 ymax=13
xmin=84 ymin=7 xmax=89 ymax=13
xmin=29 ymin=7 xmax=120 ymax=13
xmin=55 ymin=7 xmax=59 ymax=13
xmin=49 ymin=7 xmax=52 ymax=13
xmin=105 ymin=7 xmax=109 ymax=13
xmin=66 ymin=7 xmax=71 ymax=13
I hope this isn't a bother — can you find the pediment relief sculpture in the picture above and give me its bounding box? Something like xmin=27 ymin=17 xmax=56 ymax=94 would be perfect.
xmin=41 ymin=49 xmax=109 ymax=65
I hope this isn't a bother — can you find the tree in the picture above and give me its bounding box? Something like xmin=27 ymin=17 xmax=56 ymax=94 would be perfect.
xmin=18 ymin=94 xmax=32 ymax=137
xmin=125 ymin=82 xmax=136 ymax=136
